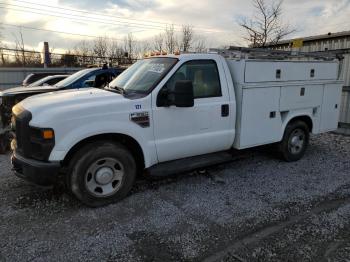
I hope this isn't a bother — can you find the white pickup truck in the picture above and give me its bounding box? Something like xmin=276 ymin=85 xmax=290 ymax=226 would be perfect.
xmin=11 ymin=49 xmax=343 ymax=206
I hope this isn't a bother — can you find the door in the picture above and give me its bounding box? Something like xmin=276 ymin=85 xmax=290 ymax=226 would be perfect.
xmin=320 ymin=83 xmax=343 ymax=132
xmin=152 ymin=59 xmax=234 ymax=163
xmin=239 ymin=87 xmax=282 ymax=148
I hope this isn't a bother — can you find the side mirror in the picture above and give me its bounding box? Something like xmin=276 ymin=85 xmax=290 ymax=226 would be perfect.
xmin=168 ymin=80 xmax=194 ymax=107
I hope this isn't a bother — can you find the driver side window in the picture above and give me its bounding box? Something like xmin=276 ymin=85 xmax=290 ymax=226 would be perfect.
xmin=82 ymin=74 xmax=96 ymax=88
xmin=165 ymin=60 xmax=222 ymax=99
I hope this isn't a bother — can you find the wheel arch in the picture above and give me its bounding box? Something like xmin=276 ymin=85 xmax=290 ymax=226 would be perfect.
xmin=285 ymin=115 xmax=313 ymax=133
xmin=62 ymin=133 xmax=145 ymax=172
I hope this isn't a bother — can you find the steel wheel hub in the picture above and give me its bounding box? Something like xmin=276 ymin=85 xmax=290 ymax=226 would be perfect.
xmin=85 ymin=158 xmax=124 ymax=197
xmin=95 ymin=167 xmax=114 ymax=185
xmin=288 ymin=129 xmax=305 ymax=155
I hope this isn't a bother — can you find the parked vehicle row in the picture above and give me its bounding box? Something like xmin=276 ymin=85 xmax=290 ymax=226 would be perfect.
xmin=26 ymin=75 xmax=69 ymax=87
xmin=9 ymin=50 xmax=343 ymax=207
xmin=22 ymin=72 xmax=71 ymax=86
xmin=0 ymin=66 xmax=124 ymax=153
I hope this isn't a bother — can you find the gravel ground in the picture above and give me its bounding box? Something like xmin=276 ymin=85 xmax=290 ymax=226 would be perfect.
xmin=1 ymin=133 xmax=350 ymax=262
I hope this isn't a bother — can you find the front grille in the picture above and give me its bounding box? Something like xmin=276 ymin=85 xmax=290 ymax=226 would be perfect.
xmin=29 ymin=127 xmax=55 ymax=161
xmin=13 ymin=110 xmax=54 ymax=161
xmin=13 ymin=109 xmax=32 ymax=157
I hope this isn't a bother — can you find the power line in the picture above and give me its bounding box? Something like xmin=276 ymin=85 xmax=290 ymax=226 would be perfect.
xmin=11 ymin=0 xmax=175 ymax=28
xmin=10 ymin=0 xmax=224 ymax=33
xmin=0 ymin=3 xmax=167 ymax=31
xmin=0 ymin=22 xmax=144 ymax=42
xmin=0 ymin=2 xmax=225 ymax=33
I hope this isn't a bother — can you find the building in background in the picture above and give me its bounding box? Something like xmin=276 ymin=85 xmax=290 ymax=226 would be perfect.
xmin=265 ymin=31 xmax=350 ymax=130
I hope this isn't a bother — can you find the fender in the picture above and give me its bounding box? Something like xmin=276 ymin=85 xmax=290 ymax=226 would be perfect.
xmin=49 ymin=120 xmax=158 ymax=168
xmin=279 ymin=108 xmax=318 ymax=140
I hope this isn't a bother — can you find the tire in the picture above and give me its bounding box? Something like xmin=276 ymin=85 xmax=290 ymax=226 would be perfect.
xmin=68 ymin=141 xmax=137 ymax=207
xmin=279 ymin=120 xmax=310 ymax=162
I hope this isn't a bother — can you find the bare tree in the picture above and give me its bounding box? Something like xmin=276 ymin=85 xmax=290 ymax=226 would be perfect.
xmin=0 ymin=27 xmax=6 ymax=65
xmin=180 ymin=25 xmax=194 ymax=52
xmin=74 ymin=40 xmax=91 ymax=56
xmin=108 ymin=40 xmax=125 ymax=65
xmin=239 ymin=0 xmax=295 ymax=47
xmin=193 ymin=36 xmax=207 ymax=53
xmin=165 ymin=24 xmax=177 ymax=54
xmin=13 ymin=28 xmax=26 ymax=66
xmin=0 ymin=44 xmax=8 ymax=66
xmin=124 ymin=33 xmax=136 ymax=60
xmin=25 ymin=49 xmax=41 ymax=66
xmin=138 ymin=40 xmax=152 ymax=58
xmin=93 ymin=37 xmax=108 ymax=57
xmin=74 ymin=40 xmax=92 ymax=65
xmin=153 ymin=33 xmax=164 ymax=52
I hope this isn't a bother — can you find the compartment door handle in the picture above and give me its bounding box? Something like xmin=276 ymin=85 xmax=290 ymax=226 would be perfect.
xmin=221 ymin=104 xmax=229 ymax=117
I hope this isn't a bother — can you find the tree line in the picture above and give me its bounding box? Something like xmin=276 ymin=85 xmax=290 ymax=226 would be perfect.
xmin=0 ymin=24 xmax=208 ymax=67
xmin=0 ymin=0 xmax=295 ymax=67
xmin=70 ymin=24 xmax=207 ymax=64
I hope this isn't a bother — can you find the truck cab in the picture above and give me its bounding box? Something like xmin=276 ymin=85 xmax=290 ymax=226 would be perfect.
xmin=10 ymin=51 xmax=343 ymax=206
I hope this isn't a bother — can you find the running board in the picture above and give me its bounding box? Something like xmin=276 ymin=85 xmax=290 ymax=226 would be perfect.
xmin=146 ymin=151 xmax=235 ymax=177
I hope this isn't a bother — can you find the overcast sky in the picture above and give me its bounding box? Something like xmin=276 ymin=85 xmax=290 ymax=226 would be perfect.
xmin=0 ymin=0 xmax=349 ymax=53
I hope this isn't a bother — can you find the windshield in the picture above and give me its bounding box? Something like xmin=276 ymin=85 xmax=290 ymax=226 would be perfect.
xmin=27 ymin=76 xmax=66 ymax=87
xmin=55 ymin=69 xmax=96 ymax=88
xmin=109 ymin=57 xmax=177 ymax=94
xmin=27 ymin=76 xmax=53 ymax=87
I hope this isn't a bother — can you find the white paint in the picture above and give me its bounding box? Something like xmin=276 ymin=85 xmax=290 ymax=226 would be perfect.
xmin=15 ymin=53 xmax=343 ymax=168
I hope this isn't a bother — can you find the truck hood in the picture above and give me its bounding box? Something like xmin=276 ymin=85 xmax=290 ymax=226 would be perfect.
xmin=17 ymin=88 xmax=126 ymax=123
xmin=0 ymin=85 xmax=59 ymax=96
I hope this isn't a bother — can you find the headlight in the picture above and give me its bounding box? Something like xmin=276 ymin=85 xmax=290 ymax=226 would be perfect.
xmin=11 ymin=116 xmax=16 ymax=131
xmin=30 ymin=127 xmax=55 ymax=161
xmin=30 ymin=127 xmax=55 ymax=141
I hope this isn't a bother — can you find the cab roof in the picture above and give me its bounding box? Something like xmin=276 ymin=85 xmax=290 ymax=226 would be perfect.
xmin=147 ymin=53 xmax=221 ymax=61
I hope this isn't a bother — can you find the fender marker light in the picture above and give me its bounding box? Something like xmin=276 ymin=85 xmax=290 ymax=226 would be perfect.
xmin=42 ymin=129 xmax=54 ymax=139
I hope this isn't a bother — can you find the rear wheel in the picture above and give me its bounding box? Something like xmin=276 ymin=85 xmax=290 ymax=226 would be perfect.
xmin=68 ymin=141 xmax=137 ymax=207
xmin=279 ymin=121 xmax=309 ymax=162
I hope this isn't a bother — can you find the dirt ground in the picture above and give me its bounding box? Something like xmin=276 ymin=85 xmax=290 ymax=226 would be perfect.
xmin=1 ymin=133 xmax=350 ymax=262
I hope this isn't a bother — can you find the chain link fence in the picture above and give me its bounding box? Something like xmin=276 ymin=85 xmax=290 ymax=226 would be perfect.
xmin=0 ymin=47 xmax=136 ymax=68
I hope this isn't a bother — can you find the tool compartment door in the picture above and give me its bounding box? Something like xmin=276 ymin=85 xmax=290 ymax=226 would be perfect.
xmin=244 ymin=61 xmax=338 ymax=83
xmin=279 ymin=85 xmax=324 ymax=111
xmin=239 ymin=86 xmax=282 ymax=148
xmin=320 ymin=83 xmax=343 ymax=132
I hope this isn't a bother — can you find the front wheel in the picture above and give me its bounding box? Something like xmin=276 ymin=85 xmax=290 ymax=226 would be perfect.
xmin=279 ymin=121 xmax=310 ymax=162
xmin=68 ymin=141 xmax=137 ymax=207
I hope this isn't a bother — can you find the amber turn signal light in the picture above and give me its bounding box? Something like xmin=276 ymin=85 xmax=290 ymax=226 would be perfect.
xmin=42 ymin=129 xmax=54 ymax=140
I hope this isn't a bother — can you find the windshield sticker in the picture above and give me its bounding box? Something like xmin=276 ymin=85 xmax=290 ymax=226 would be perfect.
xmin=148 ymin=64 xmax=165 ymax=74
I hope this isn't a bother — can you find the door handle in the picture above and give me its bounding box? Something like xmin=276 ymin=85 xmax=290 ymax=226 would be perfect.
xmin=221 ymin=104 xmax=229 ymax=117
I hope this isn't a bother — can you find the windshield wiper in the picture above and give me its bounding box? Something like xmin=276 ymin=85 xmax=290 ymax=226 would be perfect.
xmin=109 ymin=85 xmax=125 ymax=95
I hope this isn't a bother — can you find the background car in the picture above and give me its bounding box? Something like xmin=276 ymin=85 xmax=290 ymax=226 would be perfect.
xmin=26 ymin=75 xmax=69 ymax=87
xmin=0 ymin=66 xmax=124 ymax=153
xmin=22 ymin=72 xmax=71 ymax=86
